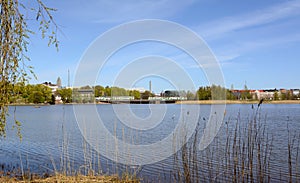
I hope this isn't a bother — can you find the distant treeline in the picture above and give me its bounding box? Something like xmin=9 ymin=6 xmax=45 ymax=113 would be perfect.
xmin=8 ymin=83 xmax=300 ymax=104
xmin=9 ymin=83 xmax=54 ymax=104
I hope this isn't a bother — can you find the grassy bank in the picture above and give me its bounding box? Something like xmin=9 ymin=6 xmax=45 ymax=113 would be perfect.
xmin=0 ymin=174 xmax=139 ymax=183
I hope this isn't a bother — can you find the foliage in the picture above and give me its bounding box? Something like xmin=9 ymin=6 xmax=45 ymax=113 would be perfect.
xmin=57 ymin=88 xmax=72 ymax=103
xmin=241 ymin=84 xmax=252 ymax=100
xmin=197 ymin=85 xmax=236 ymax=100
xmin=0 ymin=0 xmax=58 ymax=137
xmin=104 ymin=86 xmax=111 ymax=96
xmin=186 ymin=91 xmax=196 ymax=100
xmin=28 ymin=84 xmax=52 ymax=103
xmin=141 ymin=90 xmax=154 ymax=99
xmin=211 ymin=84 xmax=227 ymax=100
xmin=274 ymin=91 xmax=279 ymax=100
xmin=6 ymin=83 xmax=52 ymax=104
xmin=111 ymin=86 xmax=128 ymax=96
xmin=50 ymin=94 xmax=56 ymax=105
xmin=226 ymin=90 xmax=236 ymax=100
xmin=197 ymin=86 xmax=211 ymax=100
xmin=94 ymin=85 xmax=105 ymax=97
xmin=286 ymin=91 xmax=292 ymax=100
xmin=129 ymin=90 xmax=141 ymax=99
xmin=95 ymin=85 xmax=142 ymax=99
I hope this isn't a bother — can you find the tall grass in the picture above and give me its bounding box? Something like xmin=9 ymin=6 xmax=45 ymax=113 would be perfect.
xmin=172 ymin=104 xmax=300 ymax=182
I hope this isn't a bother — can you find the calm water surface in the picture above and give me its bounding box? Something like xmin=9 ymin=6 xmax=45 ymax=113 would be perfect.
xmin=1 ymin=104 xmax=299 ymax=181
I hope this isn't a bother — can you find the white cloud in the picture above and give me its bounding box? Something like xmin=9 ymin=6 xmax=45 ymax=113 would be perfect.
xmin=199 ymin=0 xmax=300 ymax=39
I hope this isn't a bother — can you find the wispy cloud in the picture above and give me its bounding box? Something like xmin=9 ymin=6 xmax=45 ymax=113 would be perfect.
xmin=192 ymin=0 xmax=300 ymax=67
xmin=213 ymin=30 xmax=300 ymax=60
xmin=238 ymin=32 xmax=300 ymax=51
xmin=199 ymin=0 xmax=300 ymax=39
xmin=216 ymin=54 xmax=240 ymax=63
xmin=62 ymin=0 xmax=196 ymax=24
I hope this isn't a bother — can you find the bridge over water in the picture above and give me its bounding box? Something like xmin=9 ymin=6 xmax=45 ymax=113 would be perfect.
xmin=96 ymin=96 xmax=187 ymax=104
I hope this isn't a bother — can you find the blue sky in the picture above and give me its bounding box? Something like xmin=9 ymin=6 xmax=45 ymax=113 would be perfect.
xmin=26 ymin=0 xmax=300 ymax=92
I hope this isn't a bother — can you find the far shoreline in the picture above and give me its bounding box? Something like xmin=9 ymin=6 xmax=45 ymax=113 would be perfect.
xmin=176 ymin=100 xmax=300 ymax=104
xmin=8 ymin=100 xmax=300 ymax=106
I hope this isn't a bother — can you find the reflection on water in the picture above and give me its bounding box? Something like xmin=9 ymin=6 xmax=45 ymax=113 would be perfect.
xmin=0 ymin=104 xmax=299 ymax=181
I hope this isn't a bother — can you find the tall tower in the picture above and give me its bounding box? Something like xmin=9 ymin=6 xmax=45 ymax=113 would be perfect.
xmin=68 ymin=69 xmax=70 ymax=88
xmin=56 ymin=77 xmax=62 ymax=88
xmin=149 ymin=80 xmax=152 ymax=93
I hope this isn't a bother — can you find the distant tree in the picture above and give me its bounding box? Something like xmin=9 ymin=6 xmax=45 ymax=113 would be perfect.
xmin=105 ymin=86 xmax=111 ymax=96
xmin=129 ymin=90 xmax=141 ymax=99
xmin=141 ymin=91 xmax=154 ymax=99
xmin=287 ymin=90 xmax=292 ymax=100
xmin=29 ymin=91 xmax=44 ymax=103
xmin=211 ymin=85 xmax=226 ymax=100
xmin=57 ymin=88 xmax=72 ymax=103
xmin=28 ymin=84 xmax=52 ymax=104
xmin=111 ymin=86 xmax=128 ymax=96
xmin=42 ymin=85 xmax=53 ymax=103
xmin=226 ymin=90 xmax=235 ymax=100
xmin=94 ymin=85 xmax=105 ymax=97
xmin=50 ymin=95 xmax=56 ymax=105
xmin=186 ymin=91 xmax=196 ymax=100
xmin=274 ymin=91 xmax=279 ymax=100
xmin=281 ymin=92 xmax=287 ymax=100
xmin=197 ymin=86 xmax=211 ymax=100
xmin=241 ymin=84 xmax=251 ymax=100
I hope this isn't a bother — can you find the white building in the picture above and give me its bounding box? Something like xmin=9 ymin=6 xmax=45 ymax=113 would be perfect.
xmin=42 ymin=82 xmax=58 ymax=93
